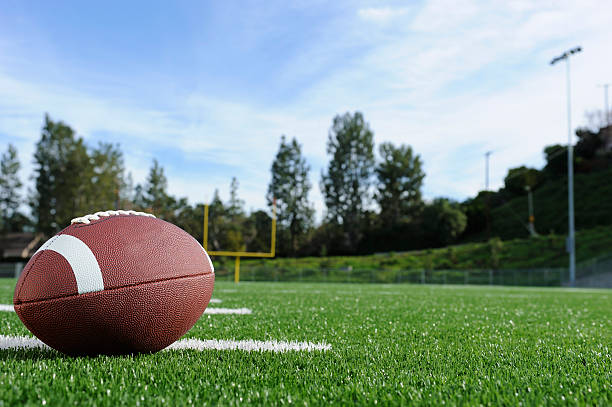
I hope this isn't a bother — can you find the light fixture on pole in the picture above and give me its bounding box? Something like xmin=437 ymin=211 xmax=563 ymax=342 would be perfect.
xmin=550 ymin=46 xmax=582 ymax=287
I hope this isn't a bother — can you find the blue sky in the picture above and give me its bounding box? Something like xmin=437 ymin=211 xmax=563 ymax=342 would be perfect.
xmin=1 ymin=0 xmax=611 ymax=219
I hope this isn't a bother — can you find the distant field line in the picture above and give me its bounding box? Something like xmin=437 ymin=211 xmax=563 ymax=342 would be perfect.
xmin=209 ymin=298 xmax=222 ymax=303
xmin=0 ymin=305 xmax=14 ymax=312
xmin=204 ymin=307 xmax=251 ymax=314
xmin=0 ymin=335 xmax=331 ymax=353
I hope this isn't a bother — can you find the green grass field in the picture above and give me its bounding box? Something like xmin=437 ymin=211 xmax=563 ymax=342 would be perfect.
xmin=0 ymin=279 xmax=610 ymax=405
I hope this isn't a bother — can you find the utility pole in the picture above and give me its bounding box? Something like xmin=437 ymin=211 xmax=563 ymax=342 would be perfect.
xmin=550 ymin=46 xmax=582 ymax=287
xmin=598 ymin=83 xmax=610 ymax=126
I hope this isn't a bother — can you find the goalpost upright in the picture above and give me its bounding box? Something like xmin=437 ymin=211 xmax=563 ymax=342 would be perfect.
xmin=203 ymin=199 xmax=276 ymax=283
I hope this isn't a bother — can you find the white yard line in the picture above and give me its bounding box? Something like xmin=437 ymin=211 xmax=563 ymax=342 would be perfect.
xmin=0 ymin=335 xmax=331 ymax=353
xmin=1 ymin=304 xmax=247 ymax=314
xmin=0 ymin=335 xmax=46 ymax=350
xmin=167 ymin=338 xmax=331 ymax=352
xmin=209 ymin=298 xmax=222 ymax=303
xmin=0 ymin=305 xmax=14 ymax=312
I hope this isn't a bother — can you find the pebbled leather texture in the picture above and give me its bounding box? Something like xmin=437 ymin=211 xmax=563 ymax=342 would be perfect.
xmin=14 ymin=273 xmax=215 ymax=355
xmin=12 ymin=215 xmax=215 ymax=355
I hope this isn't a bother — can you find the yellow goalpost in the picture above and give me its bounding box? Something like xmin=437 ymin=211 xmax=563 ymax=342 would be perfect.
xmin=203 ymin=200 xmax=276 ymax=283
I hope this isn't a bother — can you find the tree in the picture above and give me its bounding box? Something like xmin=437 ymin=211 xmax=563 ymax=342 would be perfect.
xmin=267 ymin=135 xmax=314 ymax=255
xmin=30 ymin=114 xmax=93 ymax=236
xmin=244 ymin=210 xmax=272 ymax=253
xmin=206 ymin=189 xmax=227 ymax=251
xmin=461 ymin=191 xmax=493 ymax=237
xmin=203 ymin=180 xmax=247 ymax=252
xmin=375 ymin=142 xmax=425 ymax=227
xmin=0 ymin=144 xmax=26 ymax=232
xmin=228 ymin=177 xmax=244 ymax=218
xmin=225 ymin=177 xmax=246 ymax=251
xmin=422 ymin=198 xmax=467 ymax=247
xmin=574 ymin=128 xmax=602 ymax=160
xmin=90 ymin=142 xmax=127 ymax=210
xmin=321 ymin=112 xmax=375 ymax=251
xmin=172 ymin=200 xmax=204 ymax=245
xmin=137 ymin=159 xmax=172 ymax=217
xmin=543 ymin=144 xmax=568 ymax=177
xmin=503 ymin=166 xmax=541 ymax=197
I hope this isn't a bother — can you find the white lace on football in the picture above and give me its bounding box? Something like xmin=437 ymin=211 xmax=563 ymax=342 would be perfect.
xmin=71 ymin=210 xmax=156 ymax=225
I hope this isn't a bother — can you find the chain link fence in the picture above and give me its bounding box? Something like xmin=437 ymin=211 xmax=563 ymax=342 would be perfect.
xmin=214 ymin=255 xmax=612 ymax=287
xmin=214 ymin=266 xmax=569 ymax=286
xmin=2 ymin=255 xmax=610 ymax=287
xmin=0 ymin=263 xmax=24 ymax=278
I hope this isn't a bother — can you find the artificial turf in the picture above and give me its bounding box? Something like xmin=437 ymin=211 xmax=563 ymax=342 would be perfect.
xmin=0 ymin=279 xmax=610 ymax=406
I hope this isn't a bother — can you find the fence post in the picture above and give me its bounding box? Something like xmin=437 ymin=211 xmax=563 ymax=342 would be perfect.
xmin=529 ymin=269 xmax=533 ymax=286
xmin=14 ymin=262 xmax=23 ymax=278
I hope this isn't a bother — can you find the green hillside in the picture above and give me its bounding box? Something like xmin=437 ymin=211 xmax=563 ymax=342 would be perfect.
xmin=489 ymin=167 xmax=612 ymax=240
xmin=232 ymin=225 xmax=612 ymax=273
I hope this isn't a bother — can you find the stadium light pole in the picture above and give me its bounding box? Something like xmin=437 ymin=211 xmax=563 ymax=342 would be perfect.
xmin=550 ymin=46 xmax=581 ymax=287
xmin=484 ymin=151 xmax=493 ymax=191
xmin=598 ymin=83 xmax=610 ymax=126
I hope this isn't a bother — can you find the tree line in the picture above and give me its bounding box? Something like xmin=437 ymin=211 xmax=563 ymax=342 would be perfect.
xmin=1 ymin=112 xmax=611 ymax=257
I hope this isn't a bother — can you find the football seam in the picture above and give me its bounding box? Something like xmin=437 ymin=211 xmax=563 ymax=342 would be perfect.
xmin=13 ymin=271 xmax=214 ymax=306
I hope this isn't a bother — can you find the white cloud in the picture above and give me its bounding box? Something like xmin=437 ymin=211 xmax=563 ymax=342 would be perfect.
xmin=1 ymin=0 xmax=611 ymax=221
xmin=358 ymin=7 xmax=408 ymax=23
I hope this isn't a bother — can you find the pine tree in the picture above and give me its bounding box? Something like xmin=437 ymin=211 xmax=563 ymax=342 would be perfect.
xmin=321 ymin=112 xmax=375 ymax=251
xmin=140 ymin=159 xmax=171 ymax=216
xmin=30 ymin=114 xmax=93 ymax=235
xmin=375 ymin=142 xmax=425 ymax=227
xmin=0 ymin=144 xmax=24 ymax=232
xmin=90 ymin=142 xmax=126 ymax=210
xmin=207 ymin=189 xmax=226 ymax=251
xmin=225 ymin=177 xmax=246 ymax=251
xmin=267 ymin=135 xmax=313 ymax=255
xmin=228 ymin=177 xmax=244 ymax=218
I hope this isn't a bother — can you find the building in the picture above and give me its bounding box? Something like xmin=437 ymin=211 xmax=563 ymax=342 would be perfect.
xmin=0 ymin=233 xmax=44 ymax=277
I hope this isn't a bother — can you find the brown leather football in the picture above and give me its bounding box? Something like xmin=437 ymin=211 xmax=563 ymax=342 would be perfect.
xmin=13 ymin=210 xmax=215 ymax=356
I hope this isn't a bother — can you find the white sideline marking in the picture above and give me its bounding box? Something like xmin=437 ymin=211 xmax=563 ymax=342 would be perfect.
xmin=1 ymin=304 xmax=247 ymax=314
xmin=0 ymin=335 xmax=331 ymax=353
xmin=1 ymin=304 xmax=244 ymax=314
xmin=204 ymin=307 xmax=251 ymax=315
xmin=209 ymin=298 xmax=222 ymax=303
xmin=0 ymin=305 xmax=14 ymax=312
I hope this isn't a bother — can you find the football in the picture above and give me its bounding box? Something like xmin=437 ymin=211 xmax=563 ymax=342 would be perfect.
xmin=13 ymin=210 xmax=215 ymax=356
